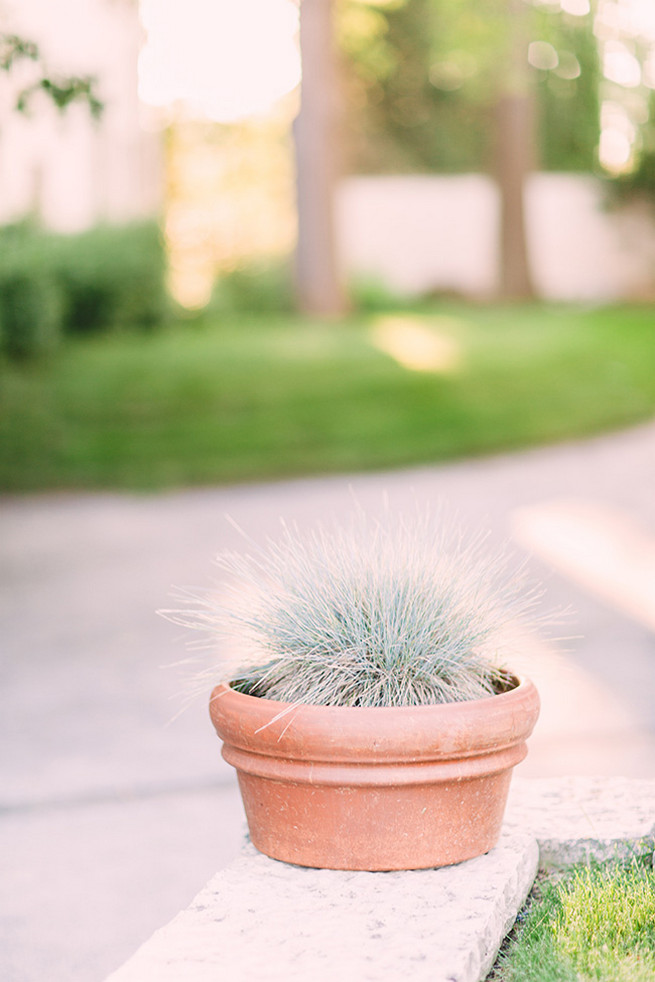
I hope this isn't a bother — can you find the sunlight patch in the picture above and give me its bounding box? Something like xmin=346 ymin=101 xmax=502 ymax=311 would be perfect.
xmin=512 ymin=498 xmax=655 ymax=633
xmin=371 ymin=316 xmax=462 ymax=374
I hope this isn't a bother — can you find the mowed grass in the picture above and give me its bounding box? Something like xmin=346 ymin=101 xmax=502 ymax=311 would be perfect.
xmin=1 ymin=303 xmax=655 ymax=492
xmin=489 ymin=859 xmax=655 ymax=982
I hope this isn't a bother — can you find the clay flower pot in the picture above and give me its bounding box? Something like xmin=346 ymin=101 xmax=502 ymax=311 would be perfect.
xmin=209 ymin=674 xmax=540 ymax=871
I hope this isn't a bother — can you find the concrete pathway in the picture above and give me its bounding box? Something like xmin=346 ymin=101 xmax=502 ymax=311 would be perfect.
xmin=2 ymin=421 xmax=655 ymax=981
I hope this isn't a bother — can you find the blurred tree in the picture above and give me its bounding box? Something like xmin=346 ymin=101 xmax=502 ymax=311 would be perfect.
xmin=495 ymin=3 xmax=599 ymax=297
xmin=339 ymin=0 xmax=493 ymax=173
xmin=340 ymin=0 xmax=601 ymax=298
xmin=0 ymin=32 xmax=103 ymax=118
xmin=592 ymin=1 xmax=655 ymax=199
xmin=495 ymin=0 xmax=536 ymax=299
xmin=341 ymin=0 xmax=599 ymax=175
xmin=535 ymin=12 xmax=600 ymax=173
xmin=294 ymin=0 xmax=348 ymax=315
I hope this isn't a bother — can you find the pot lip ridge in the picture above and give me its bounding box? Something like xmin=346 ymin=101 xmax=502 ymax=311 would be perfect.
xmin=209 ymin=673 xmax=540 ymax=760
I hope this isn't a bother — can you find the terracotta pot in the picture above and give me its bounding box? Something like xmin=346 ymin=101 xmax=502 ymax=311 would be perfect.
xmin=209 ymin=675 xmax=540 ymax=871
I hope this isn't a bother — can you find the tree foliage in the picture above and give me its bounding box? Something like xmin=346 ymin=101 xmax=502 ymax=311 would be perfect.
xmin=0 ymin=32 xmax=103 ymax=118
xmin=533 ymin=9 xmax=600 ymax=172
xmin=340 ymin=0 xmax=600 ymax=175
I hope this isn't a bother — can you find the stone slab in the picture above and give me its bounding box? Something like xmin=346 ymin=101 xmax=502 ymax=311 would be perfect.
xmin=506 ymin=777 xmax=655 ymax=867
xmin=105 ymin=777 xmax=655 ymax=982
xmin=105 ymin=832 xmax=539 ymax=982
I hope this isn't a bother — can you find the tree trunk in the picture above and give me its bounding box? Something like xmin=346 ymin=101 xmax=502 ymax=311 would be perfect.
xmin=293 ymin=0 xmax=348 ymax=315
xmin=495 ymin=0 xmax=536 ymax=301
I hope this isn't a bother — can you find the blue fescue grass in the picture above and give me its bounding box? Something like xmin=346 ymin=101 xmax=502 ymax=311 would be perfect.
xmin=165 ymin=508 xmax=541 ymax=707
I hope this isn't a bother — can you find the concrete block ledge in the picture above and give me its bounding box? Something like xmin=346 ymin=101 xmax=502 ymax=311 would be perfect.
xmin=106 ymin=778 xmax=655 ymax=982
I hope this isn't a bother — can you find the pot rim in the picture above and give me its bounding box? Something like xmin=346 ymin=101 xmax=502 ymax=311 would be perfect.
xmin=209 ymin=673 xmax=540 ymax=762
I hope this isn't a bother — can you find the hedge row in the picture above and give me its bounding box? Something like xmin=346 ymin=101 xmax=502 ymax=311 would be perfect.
xmin=0 ymin=221 xmax=168 ymax=359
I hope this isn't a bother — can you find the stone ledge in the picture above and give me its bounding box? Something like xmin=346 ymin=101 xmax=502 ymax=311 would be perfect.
xmin=105 ymin=778 xmax=655 ymax=982
xmin=506 ymin=776 xmax=655 ymax=868
xmin=106 ymin=833 xmax=539 ymax=982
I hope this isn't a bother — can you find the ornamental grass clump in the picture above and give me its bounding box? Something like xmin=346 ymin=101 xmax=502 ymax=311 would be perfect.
xmin=170 ymin=511 xmax=539 ymax=708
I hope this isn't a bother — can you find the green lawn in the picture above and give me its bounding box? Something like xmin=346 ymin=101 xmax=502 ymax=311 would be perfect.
xmin=489 ymin=859 xmax=655 ymax=981
xmin=1 ymin=303 xmax=655 ymax=492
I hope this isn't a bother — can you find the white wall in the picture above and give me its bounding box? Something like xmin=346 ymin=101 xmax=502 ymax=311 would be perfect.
xmin=338 ymin=173 xmax=655 ymax=303
xmin=0 ymin=0 xmax=161 ymax=231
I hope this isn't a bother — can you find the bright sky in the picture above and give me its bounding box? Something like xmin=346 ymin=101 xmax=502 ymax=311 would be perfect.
xmin=138 ymin=0 xmax=300 ymax=123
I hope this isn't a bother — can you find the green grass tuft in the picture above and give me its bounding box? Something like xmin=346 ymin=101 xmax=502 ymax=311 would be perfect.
xmin=490 ymin=859 xmax=655 ymax=982
xmin=554 ymin=862 xmax=655 ymax=980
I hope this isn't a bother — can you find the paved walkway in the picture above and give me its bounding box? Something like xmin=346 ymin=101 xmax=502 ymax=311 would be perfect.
xmin=2 ymin=421 xmax=655 ymax=981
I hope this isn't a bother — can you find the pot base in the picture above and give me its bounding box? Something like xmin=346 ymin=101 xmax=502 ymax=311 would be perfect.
xmin=238 ymin=769 xmax=513 ymax=870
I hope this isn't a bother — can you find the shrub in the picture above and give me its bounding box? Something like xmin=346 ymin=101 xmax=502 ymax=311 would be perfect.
xmin=0 ymin=223 xmax=65 ymax=360
xmin=0 ymin=269 xmax=63 ymax=360
xmin=55 ymin=222 xmax=168 ymax=334
xmin=350 ymin=275 xmax=410 ymax=313
xmin=0 ymin=220 xmax=168 ymax=359
xmin=209 ymin=261 xmax=294 ymax=316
